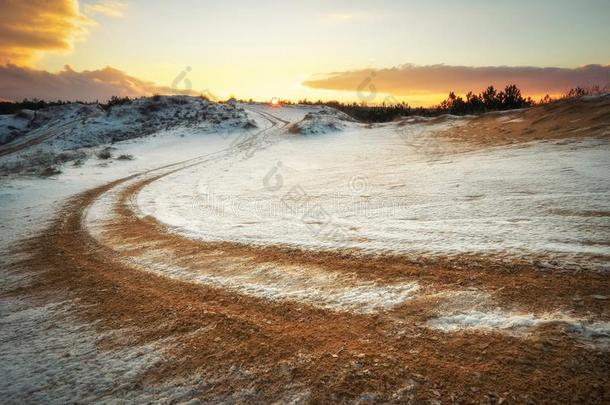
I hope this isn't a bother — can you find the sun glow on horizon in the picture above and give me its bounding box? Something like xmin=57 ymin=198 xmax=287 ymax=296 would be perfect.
xmin=1 ymin=0 xmax=608 ymax=105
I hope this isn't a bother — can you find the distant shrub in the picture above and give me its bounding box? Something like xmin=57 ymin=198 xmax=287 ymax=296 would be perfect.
xmin=103 ymin=96 xmax=131 ymax=110
xmin=242 ymin=120 xmax=257 ymax=129
xmin=288 ymin=124 xmax=300 ymax=134
xmin=96 ymin=149 xmax=112 ymax=160
xmin=116 ymin=154 xmax=134 ymax=160
xmin=14 ymin=110 xmax=33 ymax=119
xmin=0 ymin=99 xmax=81 ymax=115
xmin=564 ymin=85 xmax=610 ymax=98
xmin=39 ymin=166 xmax=62 ymax=177
xmin=141 ymin=102 xmax=162 ymax=114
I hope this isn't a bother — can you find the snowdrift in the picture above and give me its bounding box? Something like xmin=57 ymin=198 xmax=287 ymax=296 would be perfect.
xmin=288 ymin=107 xmax=355 ymax=135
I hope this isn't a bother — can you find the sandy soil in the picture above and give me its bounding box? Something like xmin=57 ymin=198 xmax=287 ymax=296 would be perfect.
xmin=8 ymin=172 xmax=607 ymax=403
xmin=2 ymin=100 xmax=610 ymax=403
xmin=433 ymin=95 xmax=610 ymax=149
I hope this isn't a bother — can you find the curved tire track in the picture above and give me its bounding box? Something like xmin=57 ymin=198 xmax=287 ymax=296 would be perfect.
xmin=16 ymin=106 xmax=610 ymax=402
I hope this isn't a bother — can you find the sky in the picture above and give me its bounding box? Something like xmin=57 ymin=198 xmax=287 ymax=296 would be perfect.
xmin=1 ymin=0 xmax=610 ymax=105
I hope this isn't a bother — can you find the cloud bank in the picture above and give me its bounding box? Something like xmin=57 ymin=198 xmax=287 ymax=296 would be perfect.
xmin=0 ymin=64 xmax=197 ymax=102
xmin=0 ymin=0 xmax=125 ymax=66
xmin=0 ymin=0 xmax=93 ymax=65
xmin=303 ymin=64 xmax=610 ymax=97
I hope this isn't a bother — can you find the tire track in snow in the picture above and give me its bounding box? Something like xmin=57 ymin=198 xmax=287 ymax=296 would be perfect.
xmin=9 ymin=103 xmax=609 ymax=402
xmin=0 ymin=115 xmax=95 ymax=157
xmin=82 ymin=106 xmax=610 ymax=321
xmin=83 ymin=108 xmax=421 ymax=313
xmin=19 ymin=105 xmax=608 ymax=328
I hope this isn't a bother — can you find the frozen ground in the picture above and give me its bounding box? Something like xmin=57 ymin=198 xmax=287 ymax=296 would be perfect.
xmin=137 ymin=115 xmax=610 ymax=270
xmin=0 ymin=298 xmax=182 ymax=403
xmin=0 ymin=106 xmax=280 ymax=403
xmin=1 ymin=99 xmax=609 ymax=402
xmin=428 ymin=309 xmax=610 ymax=341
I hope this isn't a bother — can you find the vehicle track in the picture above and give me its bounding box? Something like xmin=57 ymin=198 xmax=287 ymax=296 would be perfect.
xmin=0 ymin=114 xmax=98 ymax=157
xmin=13 ymin=106 xmax=610 ymax=402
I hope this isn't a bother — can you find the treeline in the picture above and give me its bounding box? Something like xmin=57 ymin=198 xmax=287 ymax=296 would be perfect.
xmin=1 ymin=85 xmax=606 ymax=122
xmin=0 ymin=95 xmax=136 ymax=115
xmin=438 ymin=84 xmax=533 ymax=114
xmin=286 ymin=84 xmax=534 ymax=122
xmin=0 ymin=94 xmax=210 ymax=115
xmin=278 ymin=84 xmax=607 ymax=122
xmin=0 ymin=99 xmax=78 ymax=115
xmin=316 ymin=101 xmax=415 ymax=122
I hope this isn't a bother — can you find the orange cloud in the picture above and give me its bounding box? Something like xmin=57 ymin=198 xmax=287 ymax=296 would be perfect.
xmin=0 ymin=0 xmax=93 ymax=66
xmin=303 ymin=64 xmax=610 ymax=99
xmin=0 ymin=64 xmax=198 ymax=102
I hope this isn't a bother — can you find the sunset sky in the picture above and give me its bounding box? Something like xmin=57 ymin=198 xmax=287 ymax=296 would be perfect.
xmin=1 ymin=0 xmax=609 ymax=105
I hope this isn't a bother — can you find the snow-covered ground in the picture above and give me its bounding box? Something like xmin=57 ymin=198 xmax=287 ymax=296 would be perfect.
xmin=137 ymin=113 xmax=610 ymax=270
xmin=287 ymin=107 xmax=355 ymax=135
xmin=0 ymin=96 xmax=254 ymax=175
xmin=1 ymin=102 xmax=608 ymax=307
xmin=0 ymin=106 xmax=282 ymax=403
xmin=1 ymin=100 xmax=609 ymax=402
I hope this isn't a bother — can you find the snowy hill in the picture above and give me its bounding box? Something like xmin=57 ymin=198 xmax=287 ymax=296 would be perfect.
xmin=0 ymin=96 xmax=255 ymax=175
